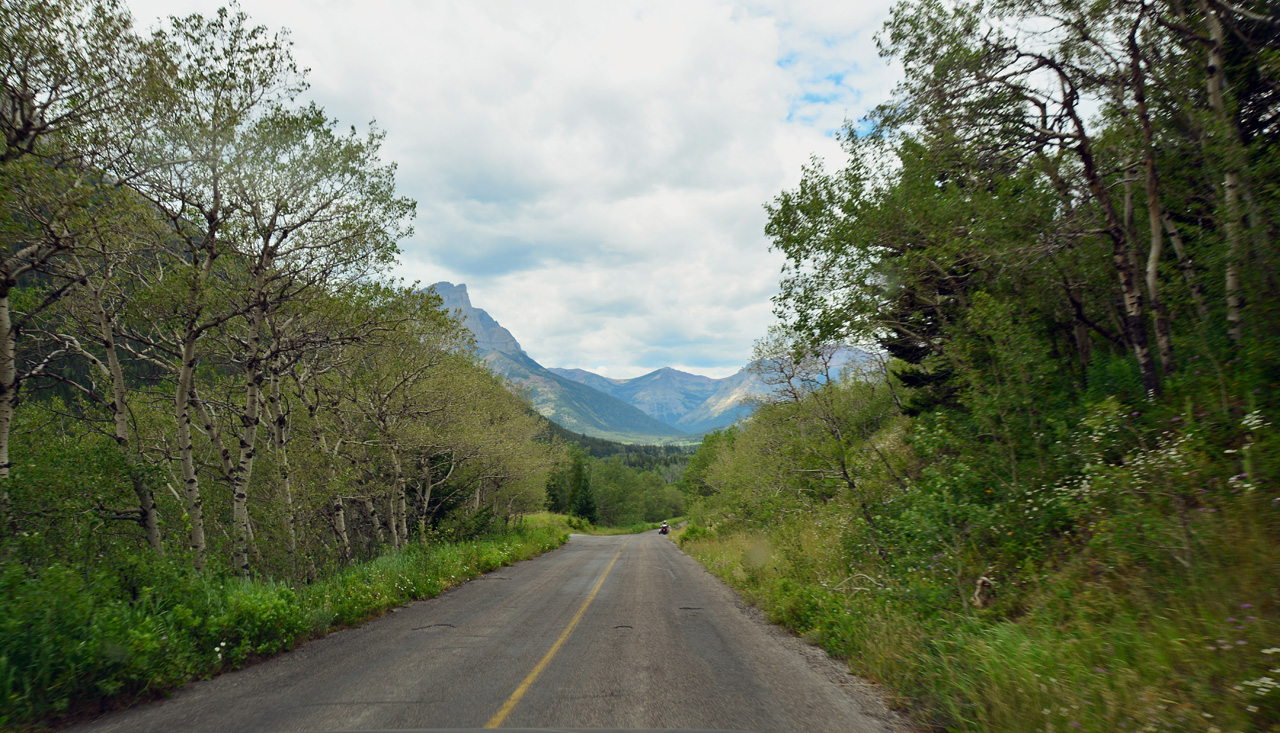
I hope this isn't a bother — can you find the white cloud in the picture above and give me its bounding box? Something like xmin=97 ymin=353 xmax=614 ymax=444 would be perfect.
xmin=125 ymin=0 xmax=899 ymax=378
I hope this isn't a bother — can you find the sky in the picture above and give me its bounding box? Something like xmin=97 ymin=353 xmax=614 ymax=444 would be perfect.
xmin=126 ymin=0 xmax=900 ymax=379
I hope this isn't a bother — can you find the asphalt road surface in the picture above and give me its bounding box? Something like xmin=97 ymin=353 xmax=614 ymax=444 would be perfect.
xmin=67 ymin=532 xmax=912 ymax=733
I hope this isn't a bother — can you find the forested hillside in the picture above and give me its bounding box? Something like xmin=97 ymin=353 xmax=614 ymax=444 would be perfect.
xmin=680 ymin=0 xmax=1280 ymax=731
xmin=541 ymin=424 xmax=688 ymax=527
xmin=0 ymin=3 xmax=570 ymax=725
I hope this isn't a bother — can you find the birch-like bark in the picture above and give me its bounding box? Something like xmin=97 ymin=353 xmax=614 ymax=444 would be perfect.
xmin=1163 ymin=215 xmax=1212 ymax=323
xmin=73 ymin=255 xmax=162 ymax=551
xmin=264 ymin=371 xmax=296 ymax=569
xmin=0 ymin=292 xmax=13 ymax=531
xmin=230 ymin=297 xmax=266 ymax=578
xmin=418 ymin=461 xmax=455 ymax=537
xmin=1130 ymin=9 xmax=1174 ymax=373
xmin=174 ymin=333 xmax=206 ymax=568
xmin=1196 ymin=0 xmax=1247 ymax=343
xmin=169 ymin=202 xmax=226 ymax=571
xmin=332 ymin=497 xmax=351 ymax=562
xmin=386 ymin=493 xmax=399 ymax=549
xmin=363 ymin=496 xmax=385 ymax=545
xmin=1064 ymin=86 xmax=1160 ymax=396
xmin=389 ymin=449 xmax=408 ymax=545
xmin=398 ymin=489 xmax=408 ymax=544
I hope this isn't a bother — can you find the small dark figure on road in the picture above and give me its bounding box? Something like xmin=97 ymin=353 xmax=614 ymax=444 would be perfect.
xmin=659 ymin=521 xmax=669 ymax=535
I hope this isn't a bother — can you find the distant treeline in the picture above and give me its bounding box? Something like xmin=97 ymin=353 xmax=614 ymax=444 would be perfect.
xmin=541 ymin=424 xmax=690 ymax=526
xmin=545 ymin=423 xmax=696 ymax=477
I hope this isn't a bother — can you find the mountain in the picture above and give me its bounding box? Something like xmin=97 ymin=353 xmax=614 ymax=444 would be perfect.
xmin=432 ymin=281 xmax=870 ymax=443
xmin=432 ymin=281 xmax=523 ymax=354
xmin=431 ymin=282 xmax=690 ymax=444
xmin=672 ymin=368 xmax=765 ymax=434
xmin=551 ymin=365 xmax=747 ymax=434
xmin=485 ymin=351 xmax=687 ymax=443
xmin=554 ymin=345 xmax=874 ymax=435
xmin=548 ymin=367 xmax=624 ymax=396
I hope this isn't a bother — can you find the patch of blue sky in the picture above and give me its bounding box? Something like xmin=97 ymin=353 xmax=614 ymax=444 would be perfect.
xmin=785 ymin=107 xmax=821 ymax=125
xmin=784 ymin=96 xmax=848 ymax=129
xmin=847 ymin=118 xmax=877 ymax=138
xmin=799 ymin=90 xmax=841 ymax=106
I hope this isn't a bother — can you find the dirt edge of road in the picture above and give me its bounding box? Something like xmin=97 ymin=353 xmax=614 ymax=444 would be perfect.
xmin=678 ymin=543 xmax=928 ymax=733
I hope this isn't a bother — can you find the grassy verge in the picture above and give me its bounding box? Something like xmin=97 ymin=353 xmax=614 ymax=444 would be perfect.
xmin=677 ymin=504 xmax=1280 ymax=733
xmin=0 ymin=524 xmax=567 ymax=731
xmin=524 ymin=511 xmax=674 ymax=536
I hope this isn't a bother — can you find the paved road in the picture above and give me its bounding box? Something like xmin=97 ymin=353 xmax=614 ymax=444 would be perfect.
xmin=68 ymin=532 xmax=911 ymax=732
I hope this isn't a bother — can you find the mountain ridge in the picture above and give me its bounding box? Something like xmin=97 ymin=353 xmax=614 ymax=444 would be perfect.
xmin=431 ymin=282 xmax=759 ymax=443
xmin=550 ymin=365 xmax=742 ymax=431
xmin=485 ymin=350 xmax=687 ymax=442
xmin=432 ymin=281 xmax=523 ymax=354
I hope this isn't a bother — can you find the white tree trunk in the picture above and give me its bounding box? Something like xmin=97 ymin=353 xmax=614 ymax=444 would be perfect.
xmin=78 ymin=256 xmax=163 ymax=553
xmin=1197 ymin=0 xmax=1247 ymax=343
xmin=231 ymin=304 xmax=266 ymax=577
xmin=264 ymin=373 xmax=297 ymax=569
xmin=0 ymin=293 xmax=13 ymax=531
xmin=174 ymin=334 xmax=206 ymax=569
xmin=332 ymin=496 xmax=351 ymax=562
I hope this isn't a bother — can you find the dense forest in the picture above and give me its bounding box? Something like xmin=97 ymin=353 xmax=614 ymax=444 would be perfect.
xmin=0 ymin=2 xmax=606 ymax=724
xmin=538 ymin=418 xmax=691 ymax=526
xmin=542 ymin=437 xmax=687 ymax=527
xmin=0 ymin=0 xmax=566 ymax=578
xmin=679 ymin=0 xmax=1280 ymax=731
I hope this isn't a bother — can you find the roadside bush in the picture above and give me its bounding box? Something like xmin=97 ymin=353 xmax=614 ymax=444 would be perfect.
xmin=681 ymin=415 xmax=1280 ymax=731
xmin=524 ymin=511 xmax=663 ymax=536
xmin=675 ymin=522 xmax=713 ymax=545
xmin=0 ymin=525 xmax=568 ymax=729
xmin=216 ymin=581 xmax=310 ymax=664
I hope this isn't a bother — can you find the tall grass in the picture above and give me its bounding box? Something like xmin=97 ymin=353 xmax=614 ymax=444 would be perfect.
xmin=678 ymin=499 xmax=1280 ymax=732
xmin=0 ymin=525 xmax=567 ymax=730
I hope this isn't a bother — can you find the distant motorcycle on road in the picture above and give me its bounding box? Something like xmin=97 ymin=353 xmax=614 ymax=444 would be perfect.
xmin=659 ymin=522 xmax=669 ymax=535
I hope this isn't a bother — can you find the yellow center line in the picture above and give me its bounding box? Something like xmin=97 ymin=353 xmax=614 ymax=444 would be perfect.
xmin=485 ymin=538 xmax=631 ymax=729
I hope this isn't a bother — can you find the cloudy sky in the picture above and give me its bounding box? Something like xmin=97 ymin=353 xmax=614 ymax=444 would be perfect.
xmin=127 ymin=0 xmax=900 ymax=378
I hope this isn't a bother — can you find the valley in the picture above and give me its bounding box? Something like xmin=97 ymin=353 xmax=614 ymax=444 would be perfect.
xmin=433 ymin=281 xmax=764 ymax=442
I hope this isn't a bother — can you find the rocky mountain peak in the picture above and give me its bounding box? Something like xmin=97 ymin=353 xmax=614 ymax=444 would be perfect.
xmin=431 ymin=282 xmax=523 ymax=355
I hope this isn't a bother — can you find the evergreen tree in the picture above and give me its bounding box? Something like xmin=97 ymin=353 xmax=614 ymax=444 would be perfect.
xmin=569 ymin=466 xmax=597 ymax=524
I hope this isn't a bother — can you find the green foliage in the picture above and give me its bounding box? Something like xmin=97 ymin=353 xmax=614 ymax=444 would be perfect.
xmin=569 ymin=468 xmax=598 ymax=524
xmin=679 ymin=428 xmax=735 ymax=497
xmin=525 ymin=511 xmax=666 ymax=536
xmin=1 ymin=2 xmax=562 ymax=586
xmin=685 ymin=0 xmax=1280 ymax=724
xmin=543 ymin=438 xmax=687 ymax=527
xmin=545 ymin=442 xmax=587 ymax=515
xmin=681 ymin=330 xmax=1280 ymax=730
xmin=683 ymin=481 xmax=1280 ymax=731
xmin=587 ymin=456 xmax=684 ymax=526
xmin=4 ymin=412 xmax=141 ymax=565
xmin=0 ymin=525 xmax=567 ymax=728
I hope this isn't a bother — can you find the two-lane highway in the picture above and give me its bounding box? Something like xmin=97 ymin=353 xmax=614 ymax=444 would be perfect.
xmin=68 ymin=532 xmax=911 ymax=732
